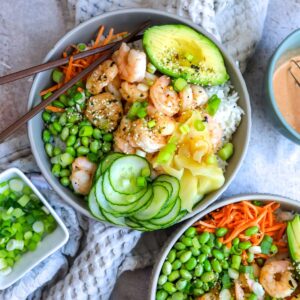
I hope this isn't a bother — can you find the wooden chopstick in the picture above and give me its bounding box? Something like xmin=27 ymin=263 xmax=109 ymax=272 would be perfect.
xmin=0 ymin=34 xmax=142 ymax=85
xmin=0 ymin=20 xmax=151 ymax=142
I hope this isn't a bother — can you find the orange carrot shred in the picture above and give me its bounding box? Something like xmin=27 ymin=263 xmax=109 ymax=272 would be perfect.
xmin=45 ymin=106 xmax=65 ymax=113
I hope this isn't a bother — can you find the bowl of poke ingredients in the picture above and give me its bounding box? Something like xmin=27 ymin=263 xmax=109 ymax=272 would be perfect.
xmin=0 ymin=168 xmax=68 ymax=289
xmin=150 ymin=194 xmax=300 ymax=300
xmin=28 ymin=9 xmax=251 ymax=230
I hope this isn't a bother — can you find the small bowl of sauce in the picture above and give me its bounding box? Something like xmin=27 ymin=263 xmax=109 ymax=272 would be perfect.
xmin=266 ymin=29 xmax=300 ymax=144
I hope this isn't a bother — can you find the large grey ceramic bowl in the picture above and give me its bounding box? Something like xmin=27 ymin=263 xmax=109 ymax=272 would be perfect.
xmin=149 ymin=193 xmax=299 ymax=299
xmin=28 ymin=9 xmax=251 ymax=220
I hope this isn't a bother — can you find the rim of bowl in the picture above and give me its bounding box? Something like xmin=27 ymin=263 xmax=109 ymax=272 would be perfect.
xmin=267 ymin=28 xmax=300 ymax=141
xmin=28 ymin=8 xmax=251 ymax=221
xmin=149 ymin=193 xmax=299 ymax=299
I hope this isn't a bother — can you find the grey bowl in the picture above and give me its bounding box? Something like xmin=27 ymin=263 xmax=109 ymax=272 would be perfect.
xmin=28 ymin=8 xmax=251 ymax=221
xmin=149 ymin=193 xmax=299 ymax=299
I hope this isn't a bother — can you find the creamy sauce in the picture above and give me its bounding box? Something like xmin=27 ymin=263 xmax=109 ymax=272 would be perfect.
xmin=273 ymin=55 xmax=300 ymax=132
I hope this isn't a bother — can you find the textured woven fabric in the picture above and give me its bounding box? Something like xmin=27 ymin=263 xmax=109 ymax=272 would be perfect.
xmin=0 ymin=1 xmax=269 ymax=299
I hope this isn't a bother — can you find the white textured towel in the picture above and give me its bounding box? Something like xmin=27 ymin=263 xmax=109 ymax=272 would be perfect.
xmin=0 ymin=1 xmax=269 ymax=299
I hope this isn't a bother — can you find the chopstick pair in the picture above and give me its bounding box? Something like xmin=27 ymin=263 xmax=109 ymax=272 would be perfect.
xmin=0 ymin=21 xmax=150 ymax=142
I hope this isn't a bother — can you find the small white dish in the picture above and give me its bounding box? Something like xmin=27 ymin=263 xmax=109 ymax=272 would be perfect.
xmin=0 ymin=168 xmax=69 ymax=290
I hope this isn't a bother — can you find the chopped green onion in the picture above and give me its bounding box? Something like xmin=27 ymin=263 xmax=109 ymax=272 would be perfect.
xmin=141 ymin=167 xmax=151 ymax=177
xmin=185 ymin=53 xmax=194 ymax=62
xmin=52 ymin=69 xmax=64 ymax=84
xmin=245 ymin=226 xmax=259 ymax=236
xmin=270 ymin=244 xmax=278 ymax=254
xmin=206 ymin=154 xmax=218 ymax=165
xmin=206 ymin=94 xmax=221 ymax=116
xmin=6 ymin=239 xmax=24 ymax=251
xmin=24 ymin=231 xmax=33 ymax=240
xmin=9 ymin=179 xmax=24 ymax=193
xmin=147 ymin=120 xmax=156 ymax=128
xmin=173 ymin=78 xmax=188 ymax=92
xmin=179 ymin=124 xmax=190 ymax=134
xmin=0 ymin=258 xmax=7 ymax=269
xmin=32 ymin=221 xmax=44 ymax=233
xmin=17 ymin=195 xmax=30 ymax=207
xmin=136 ymin=176 xmax=146 ymax=187
xmin=221 ymin=273 xmax=232 ymax=289
xmin=12 ymin=208 xmax=24 ymax=218
xmin=43 ymin=92 xmax=53 ymax=100
xmin=239 ymin=265 xmax=253 ymax=274
xmin=22 ymin=186 xmax=32 ymax=195
xmin=41 ymin=206 xmax=50 ymax=215
xmin=156 ymin=143 xmax=177 ymax=164
xmin=128 ymin=102 xmax=142 ymax=119
xmin=137 ymin=108 xmax=147 ymax=118
xmin=77 ymin=43 xmax=87 ymax=51
xmin=253 ymin=200 xmax=263 ymax=206
xmin=218 ymin=143 xmax=234 ymax=161
xmin=260 ymin=235 xmax=273 ymax=254
xmin=228 ymin=268 xmax=239 ymax=280
xmin=146 ymin=62 xmax=156 ymax=74
xmin=194 ymin=119 xmax=205 ymax=131
xmin=0 ymin=267 xmax=11 ymax=275
xmin=7 ymin=207 xmax=14 ymax=215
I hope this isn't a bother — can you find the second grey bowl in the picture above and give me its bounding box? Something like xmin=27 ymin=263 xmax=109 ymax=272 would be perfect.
xmin=28 ymin=9 xmax=251 ymax=222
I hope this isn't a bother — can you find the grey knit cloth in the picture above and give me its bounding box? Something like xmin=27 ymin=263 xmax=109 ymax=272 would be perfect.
xmin=0 ymin=1 xmax=269 ymax=299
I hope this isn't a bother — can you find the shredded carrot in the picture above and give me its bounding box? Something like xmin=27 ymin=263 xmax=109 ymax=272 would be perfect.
xmin=193 ymin=200 xmax=288 ymax=259
xmin=102 ymin=28 xmax=114 ymax=46
xmin=40 ymin=84 xmax=61 ymax=96
xmin=45 ymin=106 xmax=65 ymax=113
xmin=94 ymin=25 xmax=105 ymax=47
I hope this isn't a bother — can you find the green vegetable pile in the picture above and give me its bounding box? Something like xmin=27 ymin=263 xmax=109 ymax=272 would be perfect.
xmin=0 ymin=178 xmax=57 ymax=275
xmin=42 ymin=80 xmax=113 ymax=190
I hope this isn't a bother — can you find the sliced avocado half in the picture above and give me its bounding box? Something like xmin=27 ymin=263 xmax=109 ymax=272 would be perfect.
xmin=143 ymin=24 xmax=229 ymax=86
xmin=287 ymin=214 xmax=300 ymax=277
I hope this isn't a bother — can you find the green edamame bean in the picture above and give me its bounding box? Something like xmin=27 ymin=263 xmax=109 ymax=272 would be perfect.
xmin=223 ymin=245 xmax=231 ymax=258
xmin=203 ymin=260 xmax=211 ymax=272
xmin=232 ymin=238 xmax=239 ymax=247
xmin=87 ymin=153 xmax=98 ymax=163
xmin=48 ymin=124 xmax=58 ymax=136
xmin=179 ymin=251 xmax=192 ymax=263
xmin=42 ymin=111 xmax=51 ymax=123
xmin=198 ymin=232 xmax=210 ymax=244
xmin=42 ymin=129 xmax=51 ymax=143
xmin=90 ymin=140 xmax=100 ymax=154
xmin=215 ymin=239 xmax=223 ymax=249
xmin=181 ymin=237 xmax=193 ymax=247
xmin=174 ymin=242 xmax=186 ymax=251
xmin=168 ymin=270 xmax=180 ymax=282
xmin=247 ymin=252 xmax=254 ymax=263
xmin=167 ymin=250 xmax=176 ymax=263
xmin=245 ymin=226 xmax=259 ymax=236
xmin=59 ymin=94 xmax=68 ymax=105
xmin=53 ymin=147 xmax=62 ymax=156
xmin=202 ymin=282 xmax=209 ymax=292
xmin=185 ymin=257 xmax=197 ymax=271
xmin=70 ymin=125 xmax=79 ymax=135
xmin=156 ymin=290 xmax=168 ymax=300
xmin=52 ymin=164 xmax=61 ymax=177
xmin=81 ymin=136 xmax=90 ymax=147
xmin=102 ymin=141 xmax=111 ymax=153
xmin=65 ymin=147 xmax=76 ymax=157
xmin=92 ymin=128 xmax=102 ymax=139
xmin=66 ymin=135 xmax=76 ymax=146
xmin=221 ymin=260 xmax=229 ymax=269
xmin=162 ymin=282 xmax=176 ymax=294
xmin=158 ymin=274 xmax=167 ymax=286
xmin=184 ymin=227 xmax=197 ymax=237
xmin=103 ymin=133 xmax=113 ymax=142
xmin=215 ymin=227 xmax=228 ymax=237
xmin=60 ymin=177 xmax=70 ymax=187
xmin=53 ymin=121 xmax=62 ymax=133
xmin=74 ymin=138 xmax=81 ymax=149
xmin=211 ymin=259 xmax=222 ymax=273
xmin=179 ymin=269 xmax=192 ymax=280
xmin=191 ymin=247 xmax=200 ymax=256
xmin=176 ymin=279 xmax=187 ymax=291
xmin=60 ymin=169 xmax=70 ymax=177
xmin=171 ymin=260 xmax=182 ymax=270
xmin=79 ymin=125 xmax=93 ymax=137
xmin=77 ymin=146 xmax=89 ymax=155
xmin=212 ymin=249 xmax=224 ymax=260
xmin=201 ymin=271 xmax=215 ymax=283
xmin=194 ymin=279 xmax=203 ymax=288
xmin=162 ymin=261 xmax=172 ymax=276
xmin=60 ymin=127 xmax=69 ymax=141
xmin=198 ymin=254 xmax=207 ymax=264
xmin=194 ymin=265 xmax=204 ymax=277
xmin=239 ymin=241 xmax=252 ymax=250
xmin=52 ymin=100 xmax=64 ymax=108
xmin=59 ymin=113 xmax=67 ymax=125
xmin=45 ymin=143 xmax=53 ymax=157
xmin=79 ymin=120 xmax=91 ymax=127
xmin=68 ymin=99 xmax=75 ymax=106
xmin=171 ymin=292 xmax=184 ymax=300
xmin=201 ymin=245 xmax=211 ymax=255
xmin=193 ymin=289 xmax=204 ymax=296
xmin=206 ymin=238 xmax=215 ymax=248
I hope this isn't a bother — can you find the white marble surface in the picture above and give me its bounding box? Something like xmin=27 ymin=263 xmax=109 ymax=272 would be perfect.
xmin=0 ymin=0 xmax=300 ymax=299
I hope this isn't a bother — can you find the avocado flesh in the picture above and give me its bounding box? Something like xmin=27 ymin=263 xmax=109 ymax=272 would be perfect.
xmin=287 ymin=215 xmax=300 ymax=276
xmin=143 ymin=24 xmax=229 ymax=86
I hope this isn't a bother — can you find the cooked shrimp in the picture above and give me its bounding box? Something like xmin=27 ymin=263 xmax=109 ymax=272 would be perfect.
xmin=105 ymin=75 xmax=122 ymax=100
xmin=234 ymin=280 xmax=245 ymax=300
xmin=70 ymin=157 xmax=96 ymax=195
xmin=147 ymin=105 xmax=176 ymax=136
xmin=112 ymin=43 xmax=146 ymax=83
xmin=259 ymin=259 xmax=297 ymax=298
xmin=131 ymin=118 xmax=166 ymax=153
xmin=86 ymin=59 xmax=118 ymax=95
xmin=119 ymin=81 xmax=148 ymax=102
xmin=149 ymin=75 xmax=180 ymax=117
xmin=205 ymin=114 xmax=223 ymax=150
xmin=197 ymin=293 xmax=217 ymax=300
xmin=85 ymin=92 xmax=123 ymax=132
xmin=113 ymin=117 xmax=136 ymax=154
xmin=179 ymin=84 xmax=208 ymax=112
